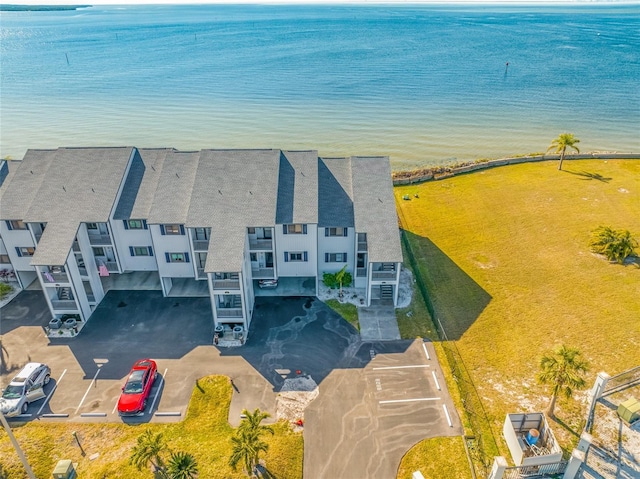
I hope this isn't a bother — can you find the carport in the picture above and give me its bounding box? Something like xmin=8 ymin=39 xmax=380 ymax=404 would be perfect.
xmin=100 ymin=271 xmax=161 ymax=291
xmin=254 ymin=276 xmax=316 ymax=297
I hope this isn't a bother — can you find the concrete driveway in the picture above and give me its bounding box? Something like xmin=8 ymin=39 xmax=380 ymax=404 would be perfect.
xmin=1 ymin=292 xmax=461 ymax=477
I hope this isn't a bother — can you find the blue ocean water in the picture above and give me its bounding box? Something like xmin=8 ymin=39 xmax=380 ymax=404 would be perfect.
xmin=1 ymin=4 xmax=639 ymax=168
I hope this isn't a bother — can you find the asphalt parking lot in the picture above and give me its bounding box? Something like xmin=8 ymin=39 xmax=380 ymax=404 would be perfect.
xmin=1 ymin=291 xmax=461 ymax=477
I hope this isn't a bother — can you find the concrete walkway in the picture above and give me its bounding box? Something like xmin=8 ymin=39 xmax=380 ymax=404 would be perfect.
xmin=358 ymin=304 xmax=401 ymax=340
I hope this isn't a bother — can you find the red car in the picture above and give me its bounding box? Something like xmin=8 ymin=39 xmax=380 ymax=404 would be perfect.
xmin=117 ymin=359 xmax=157 ymax=416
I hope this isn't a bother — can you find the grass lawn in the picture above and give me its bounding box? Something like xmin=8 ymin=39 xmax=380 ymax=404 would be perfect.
xmin=0 ymin=376 xmax=303 ymax=479
xmin=396 ymin=159 xmax=640 ymax=456
xmin=397 ymin=436 xmax=473 ymax=479
xmin=324 ymin=298 xmax=359 ymax=330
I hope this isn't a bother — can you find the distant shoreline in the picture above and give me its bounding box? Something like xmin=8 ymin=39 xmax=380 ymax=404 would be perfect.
xmin=0 ymin=4 xmax=91 ymax=11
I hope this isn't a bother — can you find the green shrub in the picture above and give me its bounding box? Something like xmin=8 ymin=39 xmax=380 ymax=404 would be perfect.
xmin=0 ymin=283 xmax=13 ymax=301
xmin=322 ymin=270 xmax=353 ymax=289
xmin=589 ymin=226 xmax=638 ymax=264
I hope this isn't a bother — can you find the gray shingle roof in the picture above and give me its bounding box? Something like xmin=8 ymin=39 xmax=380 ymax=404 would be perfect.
xmin=276 ymin=151 xmax=318 ymax=225
xmin=0 ymin=160 xmax=21 ymax=210
xmin=351 ymin=157 xmax=403 ymax=263
xmin=113 ymin=148 xmax=169 ymax=220
xmin=147 ymin=150 xmax=200 ymax=224
xmin=191 ymin=150 xmax=281 ymax=272
xmin=7 ymin=147 xmax=135 ymax=265
xmin=318 ymin=157 xmax=354 ymax=228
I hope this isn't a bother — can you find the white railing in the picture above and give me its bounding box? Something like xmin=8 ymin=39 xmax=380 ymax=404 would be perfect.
xmin=371 ymin=271 xmax=396 ymax=280
xmin=249 ymin=239 xmax=273 ymax=250
xmin=192 ymin=239 xmax=209 ymax=251
xmin=212 ymin=280 xmax=240 ymax=290
xmin=51 ymin=300 xmax=77 ymax=310
xmin=88 ymin=234 xmax=112 ymax=245
xmin=217 ymin=308 xmax=243 ymax=318
xmin=252 ymin=267 xmax=274 ymax=279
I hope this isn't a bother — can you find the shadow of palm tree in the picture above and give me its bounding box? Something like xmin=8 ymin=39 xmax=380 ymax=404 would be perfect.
xmin=550 ymin=415 xmax=581 ymax=438
xmin=255 ymin=464 xmax=277 ymax=478
xmin=564 ymin=170 xmax=612 ymax=183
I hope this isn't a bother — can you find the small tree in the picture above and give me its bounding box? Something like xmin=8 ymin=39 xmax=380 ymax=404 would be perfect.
xmin=130 ymin=429 xmax=167 ymax=473
xmin=230 ymin=408 xmax=274 ymax=477
xmin=590 ymin=226 xmax=638 ymax=264
xmin=547 ymin=133 xmax=580 ymax=170
xmin=335 ymin=265 xmax=348 ymax=299
xmin=166 ymin=451 xmax=198 ymax=479
xmin=537 ymin=345 xmax=589 ymax=418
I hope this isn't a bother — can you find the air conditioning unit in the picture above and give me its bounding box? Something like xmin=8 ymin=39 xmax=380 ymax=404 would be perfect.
xmin=52 ymin=459 xmax=76 ymax=479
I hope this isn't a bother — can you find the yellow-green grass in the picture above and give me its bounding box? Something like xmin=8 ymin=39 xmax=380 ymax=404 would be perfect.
xmin=0 ymin=376 xmax=302 ymax=479
xmin=397 ymin=436 xmax=473 ymax=479
xmin=396 ymin=159 xmax=640 ymax=454
xmin=324 ymin=298 xmax=359 ymax=330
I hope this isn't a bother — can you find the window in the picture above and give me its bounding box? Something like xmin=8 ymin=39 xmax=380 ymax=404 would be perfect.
xmin=165 ymin=252 xmax=190 ymax=263
xmin=283 ymin=224 xmax=307 ymax=235
xmin=247 ymin=227 xmax=256 ymax=234
xmin=160 ymin=224 xmax=184 ymax=235
xmin=129 ymin=246 xmax=153 ymax=257
xmin=124 ymin=219 xmax=146 ymax=230
xmin=92 ymin=247 xmax=105 ymax=257
xmin=263 ymin=228 xmax=272 ymax=239
xmin=15 ymin=247 xmax=35 ymax=257
xmin=0 ymin=254 xmax=10 ymax=263
xmin=5 ymin=220 xmax=27 ymax=230
xmin=86 ymin=223 xmax=98 ymax=230
xmin=325 ymin=253 xmax=347 ymax=263
xmin=284 ymin=251 xmax=307 ymax=262
xmin=250 ymin=253 xmax=257 ymax=262
xmin=325 ymin=227 xmax=348 ymax=237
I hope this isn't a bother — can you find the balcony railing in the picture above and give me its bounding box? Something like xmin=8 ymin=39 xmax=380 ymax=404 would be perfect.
xmin=249 ymin=239 xmax=273 ymax=250
xmin=72 ymin=242 xmax=80 ymax=252
xmin=78 ymin=267 xmax=88 ymax=277
xmin=371 ymin=271 xmax=397 ymax=280
xmin=51 ymin=300 xmax=78 ymax=310
xmin=196 ymin=267 xmax=207 ymax=280
xmin=192 ymin=239 xmax=209 ymax=251
xmin=357 ymin=241 xmax=368 ymax=251
xmin=86 ymin=294 xmax=95 ymax=303
xmin=216 ymin=308 xmax=243 ymax=318
xmin=212 ymin=279 xmax=240 ymax=290
xmin=356 ymin=267 xmax=367 ymax=277
xmin=251 ymin=267 xmax=274 ymax=279
xmin=43 ymin=272 xmax=70 ymax=284
xmin=96 ymin=261 xmax=119 ymax=273
xmin=88 ymin=234 xmax=112 ymax=245
xmin=34 ymin=233 xmax=43 ymax=243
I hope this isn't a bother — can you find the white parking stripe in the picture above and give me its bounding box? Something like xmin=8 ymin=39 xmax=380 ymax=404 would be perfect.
xmin=422 ymin=342 xmax=431 ymax=360
xmin=372 ymin=365 xmax=430 ymax=370
xmin=432 ymin=370 xmax=441 ymax=390
xmin=379 ymin=397 xmax=440 ymax=404
xmin=37 ymin=369 xmax=66 ymax=415
xmin=147 ymin=368 xmax=167 ymax=415
xmin=443 ymin=404 xmax=453 ymax=427
xmin=75 ymin=368 xmax=101 ymax=414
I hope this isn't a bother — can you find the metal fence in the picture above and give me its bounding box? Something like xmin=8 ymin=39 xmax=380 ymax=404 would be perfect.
xmin=398 ymin=225 xmax=498 ymax=478
xmin=601 ymin=366 xmax=640 ymax=397
xmin=502 ymin=461 xmax=568 ymax=479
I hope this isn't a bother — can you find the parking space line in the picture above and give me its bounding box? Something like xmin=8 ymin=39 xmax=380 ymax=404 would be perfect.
xmin=379 ymin=397 xmax=440 ymax=405
xmin=37 ymin=368 xmax=66 ymax=416
xmin=443 ymin=404 xmax=453 ymax=427
xmin=75 ymin=368 xmax=101 ymax=414
xmin=432 ymin=370 xmax=441 ymax=390
xmin=422 ymin=342 xmax=431 ymax=360
xmin=147 ymin=368 xmax=167 ymax=415
xmin=372 ymin=365 xmax=429 ymax=370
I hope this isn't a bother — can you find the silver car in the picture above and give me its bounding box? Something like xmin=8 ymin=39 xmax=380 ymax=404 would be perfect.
xmin=0 ymin=362 xmax=51 ymax=417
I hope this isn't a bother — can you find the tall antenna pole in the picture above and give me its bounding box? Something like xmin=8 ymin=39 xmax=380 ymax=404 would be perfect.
xmin=0 ymin=412 xmax=36 ymax=478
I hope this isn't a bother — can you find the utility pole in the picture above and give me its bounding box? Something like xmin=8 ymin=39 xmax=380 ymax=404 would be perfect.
xmin=0 ymin=411 xmax=36 ymax=479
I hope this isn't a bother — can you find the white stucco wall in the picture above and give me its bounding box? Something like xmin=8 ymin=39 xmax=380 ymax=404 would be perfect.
xmin=317 ymin=227 xmax=355 ymax=275
xmin=111 ymin=219 xmax=158 ymax=272
xmin=275 ymin=224 xmax=318 ymax=277
xmin=150 ymin=224 xmax=194 ymax=278
xmin=0 ymin=222 xmax=36 ymax=271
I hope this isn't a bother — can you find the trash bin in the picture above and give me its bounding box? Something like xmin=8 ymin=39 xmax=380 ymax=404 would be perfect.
xmin=214 ymin=325 xmax=224 ymax=338
xmin=233 ymin=326 xmax=243 ymax=340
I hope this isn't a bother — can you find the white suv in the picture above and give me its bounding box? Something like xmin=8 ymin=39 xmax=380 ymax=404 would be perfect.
xmin=0 ymin=363 xmax=51 ymax=417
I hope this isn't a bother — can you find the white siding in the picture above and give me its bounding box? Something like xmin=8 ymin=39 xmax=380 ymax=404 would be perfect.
xmin=0 ymin=222 xmax=36 ymax=271
xmin=0 ymin=237 xmax=14 ymax=272
xmin=275 ymin=224 xmax=317 ymax=277
xmin=317 ymin=227 xmax=355 ymax=275
xmin=150 ymin=224 xmax=193 ymax=278
xmin=111 ymin=219 xmax=157 ymax=272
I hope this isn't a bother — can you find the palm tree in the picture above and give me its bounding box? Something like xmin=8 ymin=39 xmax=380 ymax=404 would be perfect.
xmin=537 ymin=345 xmax=589 ymax=418
xmin=166 ymin=451 xmax=198 ymax=479
xmin=229 ymin=429 xmax=269 ymax=477
xmin=130 ymin=429 xmax=167 ymax=473
xmin=547 ymin=133 xmax=580 ymax=170
xmin=335 ymin=265 xmax=348 ymax=300
xmin=238 ymin=408 xmax=274 ymax=437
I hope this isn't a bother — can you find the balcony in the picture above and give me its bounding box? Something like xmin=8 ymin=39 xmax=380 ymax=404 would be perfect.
xmin=196 ymin=267 xmax=207 ymax=280
xmin=88 ymin=233 xmax=112 ymax=245
xmin=212 ymin=279 xmax=240 ymax=290
xmin=357 ymin=240 xmax=368 ymax=252
xmin=216 ymin=308 xmax=243 ymax=318
xmin=43 ymin=271 xmax=70 ymax=284
xmin=371 ymin=271 xmax=397 ymax=280
xmin=192 ymin=239 xmax=209 ymax=251
xmin=96 ymin=260 xmax=119 ymax=273
xmin=72 ymin=241 xmax=80 ymax=252
xmin=251 ymin=267 xmax=274 ymax=279
xmin=51 ymin=300 xmax=78 ymax=310
xmin=249 ymin=239 xmax=273 ymax=250
xmin=357 ymin=267 xmax=367 ymax=277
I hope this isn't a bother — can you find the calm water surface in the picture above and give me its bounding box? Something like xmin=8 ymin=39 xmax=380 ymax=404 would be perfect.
xmin=1 ymin=4 xmax=639 ymax=169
